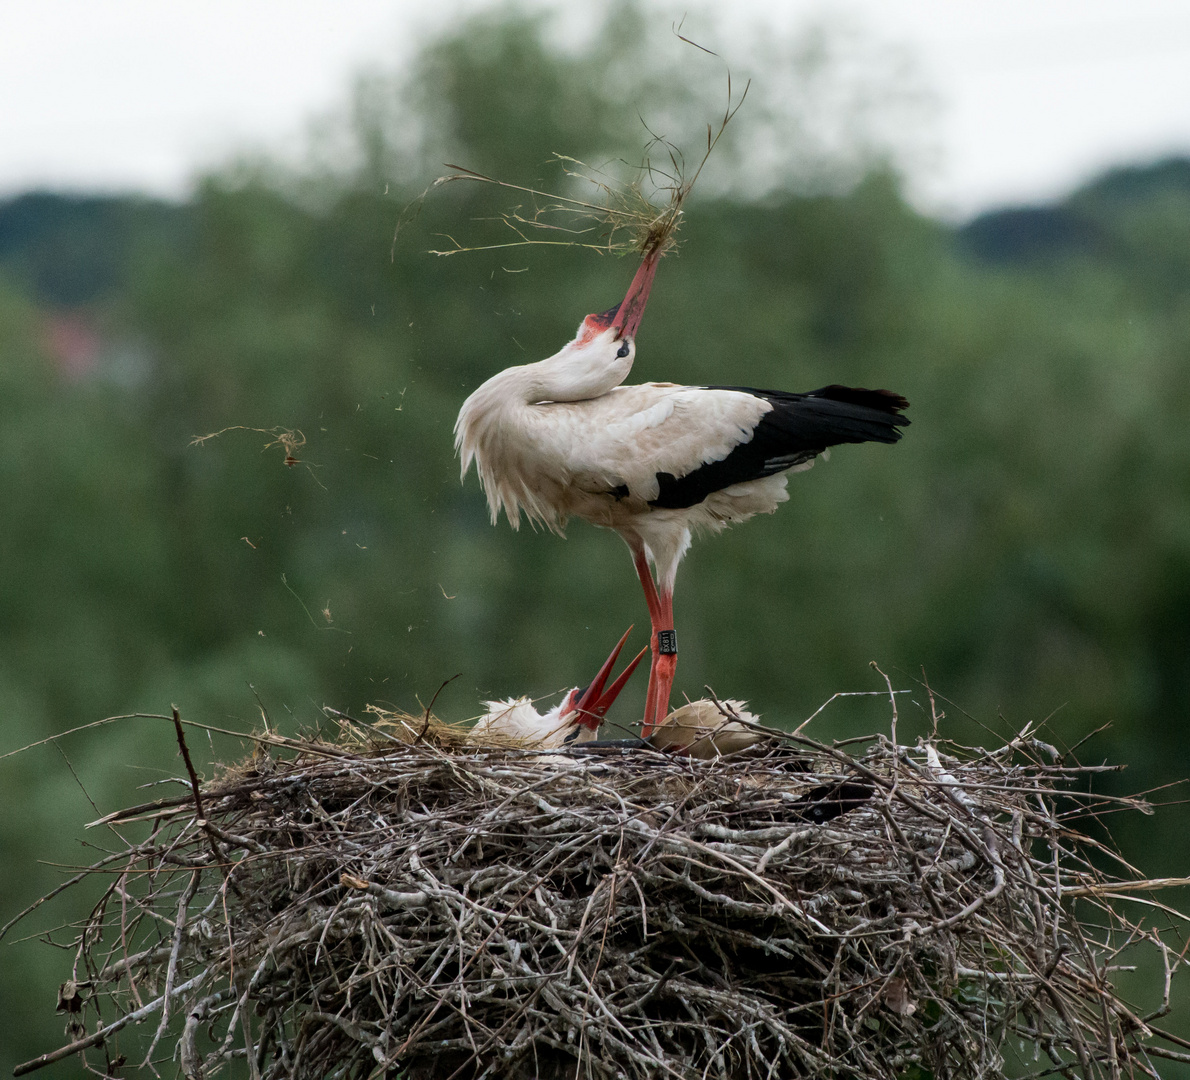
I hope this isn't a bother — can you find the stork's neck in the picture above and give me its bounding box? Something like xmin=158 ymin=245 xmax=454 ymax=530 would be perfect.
xmin=454 ymin=326 xmax=634 ymax=527
xmin=505 ymin=334 xmax=633 ymax=405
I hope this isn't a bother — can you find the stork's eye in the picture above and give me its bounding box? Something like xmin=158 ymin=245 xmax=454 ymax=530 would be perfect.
xmin=616 ymin=340 xmax=631 ymax=358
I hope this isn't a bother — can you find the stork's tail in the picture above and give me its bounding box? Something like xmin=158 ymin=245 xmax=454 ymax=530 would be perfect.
xmin=794 ymin=385 xmax=910 ymax=444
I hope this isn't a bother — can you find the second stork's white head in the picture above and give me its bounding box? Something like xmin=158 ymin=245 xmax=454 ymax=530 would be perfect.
xmin=468 ymin=628 xmax=647 ymax=749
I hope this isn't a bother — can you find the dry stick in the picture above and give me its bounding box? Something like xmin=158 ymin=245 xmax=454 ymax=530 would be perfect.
xmin=166 ymin=714 xmax=357 ymax=761
xmin=88 ymin=791 xmax=224 ymax=830
xmin=172 ymin=706 xmax=207 ymax=824
xmin=870 ymin=662 xmax=898 ymax=748
xmin=1062 ymin=876 xmax=1190 ymax=898
xmin=416 ymin=673 xmax=461 ymax=744
xmin=0 ymin=712 xmax=174 ymax=762
xmin=180 ymin=990 xmax=232 ymax=1080
xmin=117 ymin=870 xmax=146 ymax=1010
xmin=0 ymin=846 xmax=151 ymax=942
xmin=13 ymin=973 xmax=207 ymax=1076
xmin=792 ymin=690 xmax=901 ymax=738
xmin=87 ymin=764 xmax=370 ymax=830
xmin=142 ymin=868 xmax=202 ymax=1067
xmin=99 ymin=944 xmax=175 ymax=982
xmin=172 ymin=708 xmax=239 ymax=901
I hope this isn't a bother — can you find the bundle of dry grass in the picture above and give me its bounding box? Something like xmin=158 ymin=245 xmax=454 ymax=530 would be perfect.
xmin=12 ymin=703 xmax=1190 ymax=1080
xmin=420 ymin=72 xmax=749 ymax=264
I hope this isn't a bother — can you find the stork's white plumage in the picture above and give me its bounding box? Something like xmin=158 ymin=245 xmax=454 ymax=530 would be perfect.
xmin=467 ymin=697 xmax=588 ymax=750
xmin=456 ymin=249 xmax=909 ymax=735
xmin=648 ymin=699 xmax=764 ymax=759
xmin=467 ymin=628 xmax=645 ymax=749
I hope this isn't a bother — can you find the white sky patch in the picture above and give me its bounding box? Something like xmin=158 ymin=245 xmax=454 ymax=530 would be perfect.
xmin=2 ymin=0 xmax=1189 ymax=217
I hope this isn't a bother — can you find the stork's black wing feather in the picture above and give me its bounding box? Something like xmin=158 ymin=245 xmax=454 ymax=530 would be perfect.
xmin=789 ymin=780 xmax=874 ymax=824
xmin=649 ymin=385 xmax=909 ymax=510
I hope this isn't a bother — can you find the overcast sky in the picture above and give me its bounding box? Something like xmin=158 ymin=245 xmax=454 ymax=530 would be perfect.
xmin=3 ymin=0 xmax=1190 ymax=219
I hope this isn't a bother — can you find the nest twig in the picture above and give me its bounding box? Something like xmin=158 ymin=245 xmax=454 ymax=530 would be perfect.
xmin=9 ymin=704 xmax=1190 ymax=1079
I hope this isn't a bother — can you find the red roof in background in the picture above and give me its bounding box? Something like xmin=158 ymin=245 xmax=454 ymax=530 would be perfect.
xmin=42 ymin=313 xmax=101 ymax=378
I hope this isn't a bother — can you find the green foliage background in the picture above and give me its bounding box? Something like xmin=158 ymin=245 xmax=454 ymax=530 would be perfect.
xmin=2 ymin=6 xmax=1188 ymax=1073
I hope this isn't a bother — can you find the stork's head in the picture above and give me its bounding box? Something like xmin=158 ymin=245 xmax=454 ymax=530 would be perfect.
xmin=574 ymin=248 xmax=660 ymax=356
xmin=557 ymin=627 xmax=647 ymax=732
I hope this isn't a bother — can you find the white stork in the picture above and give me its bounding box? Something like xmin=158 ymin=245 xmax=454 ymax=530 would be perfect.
xmin=456 ymin=248 xmax=909 ymax=736
xmin=468 ymin=627 xmax=645 ymax=749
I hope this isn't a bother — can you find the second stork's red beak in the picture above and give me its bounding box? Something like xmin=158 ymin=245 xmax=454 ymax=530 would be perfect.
xmin=561 ymin=627 xmax=648 ymax=731
xmin=612 ymin=247 xmax=660 ymax=341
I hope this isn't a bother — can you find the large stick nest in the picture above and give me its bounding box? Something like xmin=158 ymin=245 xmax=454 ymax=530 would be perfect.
xmin=14 ymin=709 xmax=1190 ymax=1079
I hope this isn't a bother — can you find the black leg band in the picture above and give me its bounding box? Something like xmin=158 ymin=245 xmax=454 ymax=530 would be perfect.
xmin=657 ymin=629 xmax=677 ymax=655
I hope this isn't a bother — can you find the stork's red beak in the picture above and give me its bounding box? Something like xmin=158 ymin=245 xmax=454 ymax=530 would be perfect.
xmin=611 ymin=248 xmax=660 ymax=341
xmin=561 ymin=627 xmax=648 ymax=731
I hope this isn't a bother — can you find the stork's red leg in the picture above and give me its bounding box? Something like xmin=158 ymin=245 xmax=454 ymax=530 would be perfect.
xmin=628 ymin=540 xmax=663 ymax=625
xmin=650 ymin=586 xmax=677 ymax=734
xmin=627 ymin=537 xmax=676 ymax=738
